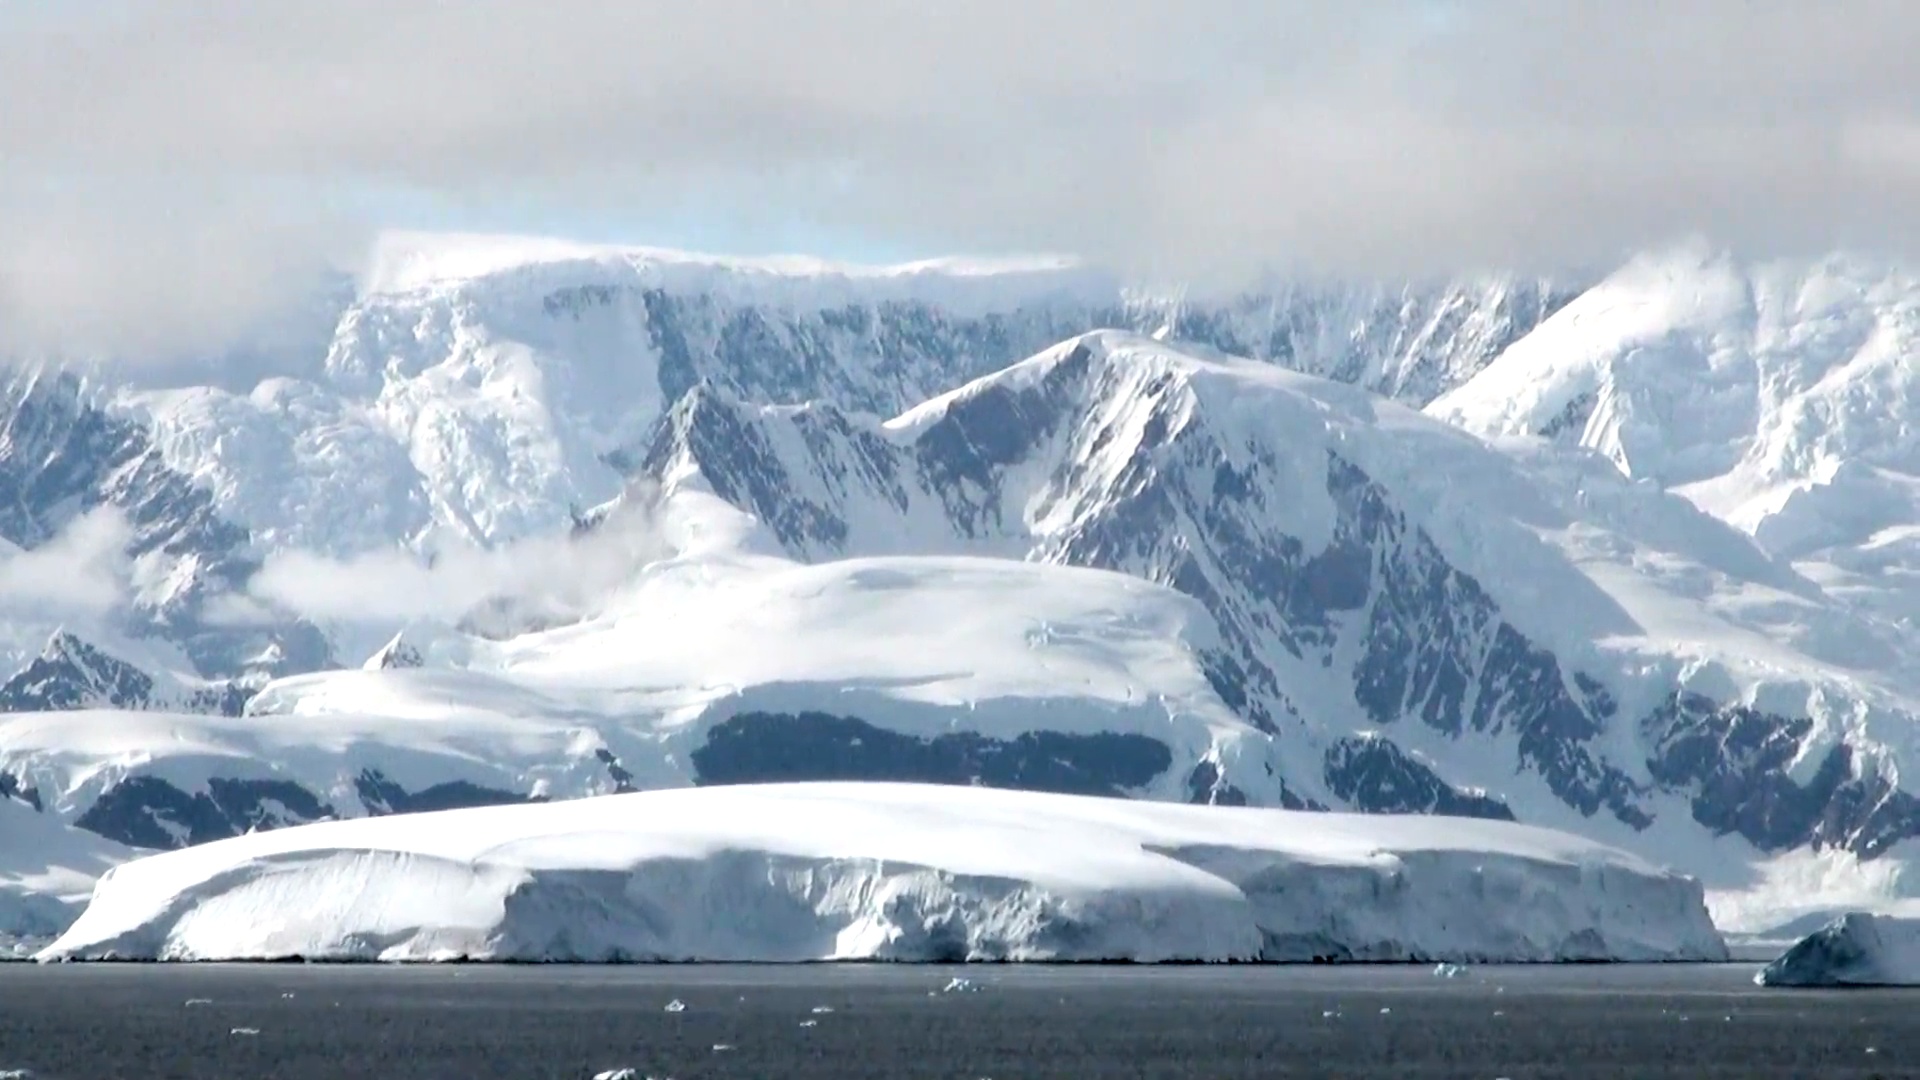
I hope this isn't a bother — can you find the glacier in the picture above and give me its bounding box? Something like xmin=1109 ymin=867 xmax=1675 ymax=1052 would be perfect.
xmin=127 ymin=233 xmax=1560 ymax=563
xmin=38 ymin=781 xmax=1727 ymax=964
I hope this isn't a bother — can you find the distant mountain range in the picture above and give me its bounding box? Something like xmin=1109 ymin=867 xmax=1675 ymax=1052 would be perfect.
xmin=5 ymin=233 xmax=1920 ymax=938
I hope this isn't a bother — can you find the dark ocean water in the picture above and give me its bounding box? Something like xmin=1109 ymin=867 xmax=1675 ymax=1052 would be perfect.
xmin=0 ymin=962 xmax=1912 ymax=1079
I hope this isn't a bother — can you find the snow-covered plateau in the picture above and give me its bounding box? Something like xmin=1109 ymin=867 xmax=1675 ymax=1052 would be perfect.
xmin=37 ymin=781 xmax=1727 ymax=964
xmin=9 ymin=232 xmax=1920 ymax=950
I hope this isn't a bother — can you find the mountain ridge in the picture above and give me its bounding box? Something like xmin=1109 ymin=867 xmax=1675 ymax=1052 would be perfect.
xmin=4 ymin=239 xmax=1920 ymax=936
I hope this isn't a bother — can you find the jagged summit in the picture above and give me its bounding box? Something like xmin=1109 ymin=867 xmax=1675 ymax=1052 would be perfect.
xmin=0 ymin=630 xmax=252 ymax=716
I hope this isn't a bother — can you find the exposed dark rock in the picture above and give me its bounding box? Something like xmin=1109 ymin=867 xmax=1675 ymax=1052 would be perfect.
xmin=67 ymin=769 xmax=539 ymax=851
xmin=0 ymin=631 xmax=154 ymax=711
xmin=0 ymin=770 xmax=41 ymax=811
xmin=1323 ymin=734 xmax=1514 ymax=820
xmin=691 ymin=711 xmax=1174 ymax=798
xmin=593 ymin=748 xmax=637 ymax=794
xmin=1644 ymin=692 xmax=1920 ymax=857
xmin=74 ymin=776 xmax=336 ymax=850
xmin=559 ymin=277 xmax=1573 ymax=419
xmin=352 ymin=769 xmax=538 ymax=815
xmin=1537 ymin=389 xmax=1599 ymax=439
xmin=367 ymin=635 xmax=424 ymax=670
xmin=1184 ymin=760 xmax=1250 ymax=807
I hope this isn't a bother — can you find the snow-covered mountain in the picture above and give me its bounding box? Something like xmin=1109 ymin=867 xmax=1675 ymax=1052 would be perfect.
xmin=1 ymin=326 xmax=1908 ymax=934
xmin=1429 ymin=245 xmax=1920 ymax=632
xmin=9 ymin=233 xmax=1920 ymax=940
xmin=0 ymin=234 xmax=1566 ymax=692
xmin=131 ymin=233 xmax=1565 ymax=559
xmin=0 ymin=486 xmax=1278 ymax=850
xmin=0 ymin=369 xmax=330 ymax=683
xmin=0 ymin=631 xmax=251 ymax=716
xmin=619 ymin=329 xmax=1920 ymax=872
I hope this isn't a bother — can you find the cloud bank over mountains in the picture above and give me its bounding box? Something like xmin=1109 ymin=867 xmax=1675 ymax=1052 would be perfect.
xmin=4 ymin=1 xmax=1920 ymax=355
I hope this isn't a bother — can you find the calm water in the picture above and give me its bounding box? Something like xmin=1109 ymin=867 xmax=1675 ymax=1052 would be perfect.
xmin=0 ymin=962 xmax=1911 ymax=1079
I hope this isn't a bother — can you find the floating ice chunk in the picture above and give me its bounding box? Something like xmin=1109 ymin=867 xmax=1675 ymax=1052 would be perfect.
xmin=663 ymin=999 xmax=686 ymax=1013
xmin=184 ymin=998 xmax=212 ymax=1007
xmin=230 ymin=1028 xmax=260 ymax=1037
xmin=940 ymin=977 xmax=980 ymax=993
xmin=1757 ymin=912 xmax=1920 ymax=987
xmin=799 ymin=1019 xmax=818 ymax=1028
xmin=810 ymin=1005 xmax=834 ymax=1014
xmin=1432 ymin=962 xmax=1468 ymax=978
xmin=592 ymin=1071 xmax=639 ymax=1080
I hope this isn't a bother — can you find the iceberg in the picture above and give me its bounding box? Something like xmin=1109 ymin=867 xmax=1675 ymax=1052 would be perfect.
xmin=40 ymin=782 xmax=1726 ymax=964
xmin=1755 ymin=912 xmax=1920 ymax=987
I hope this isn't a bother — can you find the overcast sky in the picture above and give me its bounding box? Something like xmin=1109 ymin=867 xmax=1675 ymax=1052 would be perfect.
xmin=4 ymin=0 xmax=1920 ymax=355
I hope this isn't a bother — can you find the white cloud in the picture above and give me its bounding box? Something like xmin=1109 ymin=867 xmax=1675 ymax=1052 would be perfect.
xmin=0 ymin=508 xmax=133 ymax=615
xmin=0 ymin=181 xmax=365 ymax=363
xmin=247 ymin=481 xmax=672 ymax=627
xmin=4 ymin=0 xmax=1920 ymax=355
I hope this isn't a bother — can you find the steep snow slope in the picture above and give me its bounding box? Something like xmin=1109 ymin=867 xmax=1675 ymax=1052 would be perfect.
xmin=1428 ymin=246 xmax=1920 ymax=629
xmin=41 ymin=781 xmax=1726 ymax=963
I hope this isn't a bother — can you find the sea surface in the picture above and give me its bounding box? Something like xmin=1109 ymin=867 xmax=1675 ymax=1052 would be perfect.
xmin=0 ymin=962 xmax=1911 ymax=1079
